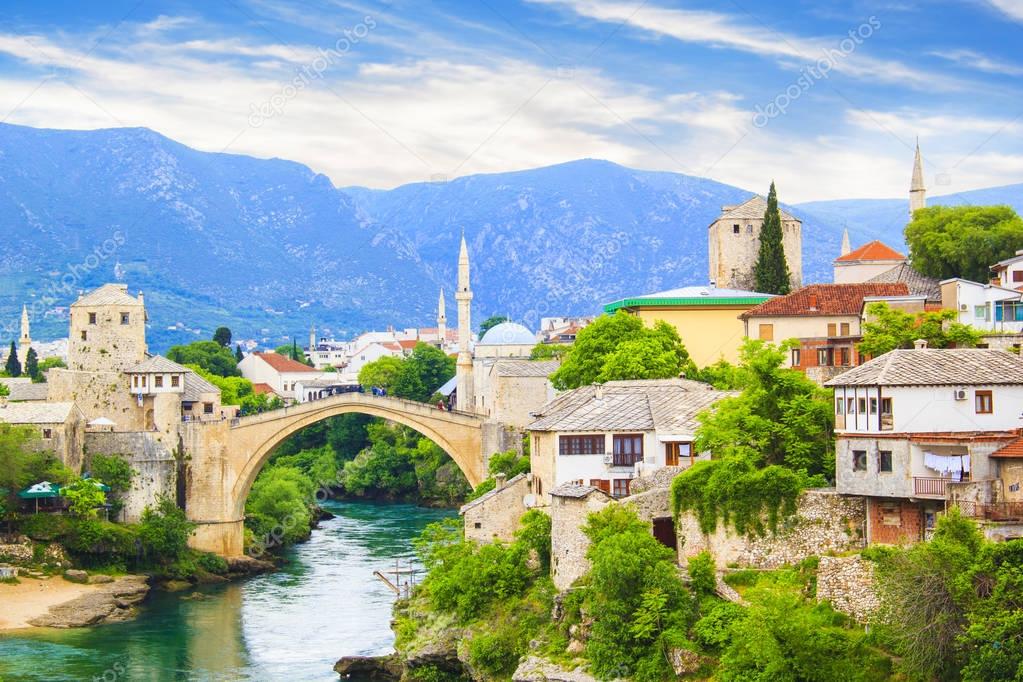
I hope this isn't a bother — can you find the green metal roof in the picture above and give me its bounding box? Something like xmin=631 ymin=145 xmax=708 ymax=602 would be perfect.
xmin=604 ymin=295 xmax=771 ymax=313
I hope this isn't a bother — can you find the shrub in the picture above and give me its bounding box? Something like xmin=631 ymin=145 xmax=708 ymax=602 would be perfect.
xmin=687 ymin=551 xmax=717 ymax=595
xmin=693 ymin=601 xmax=746 ymax=650
xmin=467 ymin=626 xmax=521 ymax=677
xmin=138 ymin=497 xmax=195 ymax=562
xmin=20 ymin=513 xmax=70 ymax=541
xmin=89 ymin=454 xmax=134 ymax=493
xmin=514 ymin=509 xmax=551 ymax=574
xmin=197 ymin=551 xmax=228 ymax=575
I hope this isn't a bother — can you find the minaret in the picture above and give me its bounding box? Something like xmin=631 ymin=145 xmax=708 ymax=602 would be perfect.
xmin=309 ymin=324 xmax=316 ymax=353
xmin=455 ymin=235 xmax=474 ymax=411
xmin=910 ymin=137 xmax=926 ymax=219
xmin=437 ymin=288 xmax=447 ymax=346
xmin=17 ymin=305 xmax=30 ymax=366
xmin=840 ymin=228 xmax=851 ymax=257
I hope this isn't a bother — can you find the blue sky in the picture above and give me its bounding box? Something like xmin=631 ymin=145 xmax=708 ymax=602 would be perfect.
xmin=0 ymin=0 xmax=1021 ymax=201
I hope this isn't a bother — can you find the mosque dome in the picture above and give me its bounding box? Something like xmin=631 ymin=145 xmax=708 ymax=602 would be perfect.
xmin=479 ymin=321 xmax=535 ymax=345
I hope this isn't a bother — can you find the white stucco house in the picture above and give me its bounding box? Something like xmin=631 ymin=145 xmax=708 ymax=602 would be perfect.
xmin=826 ymin=345 xmax=1023 ymax=544
xmin=527 ymin=379 xmax=733 ymax=501
xmin=939 ymin=278 xmax=1023 ymax=332
xmin=238 ymin=352 xmax=325 ymax=401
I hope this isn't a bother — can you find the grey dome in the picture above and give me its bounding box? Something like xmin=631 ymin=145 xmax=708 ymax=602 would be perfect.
xmin=479 ymin=321 xmax=535 ymax=345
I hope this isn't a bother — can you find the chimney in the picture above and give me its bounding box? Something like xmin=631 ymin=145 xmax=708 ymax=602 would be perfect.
xmin=808 ymin=293 xmax=818 ymax=310
xmin=914 ymin=339 xmax=928 ymax=349
xmin=594 ymin=383 xmax=605 ymax=400
xmin=495 ymin=473 xmax=507 ymax=490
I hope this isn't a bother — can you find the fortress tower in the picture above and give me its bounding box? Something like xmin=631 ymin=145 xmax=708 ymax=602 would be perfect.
xmin=707 ymin=195 xmax=802 ymax=291
xmin=66 ymin=284 xmax=147 ymax=373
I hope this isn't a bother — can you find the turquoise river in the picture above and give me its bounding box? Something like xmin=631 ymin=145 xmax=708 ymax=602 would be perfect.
xmin=0 ymin=500 xmax=455 ymax=681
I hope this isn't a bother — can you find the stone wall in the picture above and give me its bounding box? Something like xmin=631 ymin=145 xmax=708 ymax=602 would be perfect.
xmin=48 ymin=368 xmax=145 ymax=430
xmin=550 ymin=491 xmax=612 ymax=590
xmin=678 ymin=489 xmax=866 ymax=569
xmin=816 ymin=555 xmax=879 ymax=622
xmin=461 ymin=473 xmax=532 ymax=543
xmin=85 ymin=431 xmax=177 ymax=523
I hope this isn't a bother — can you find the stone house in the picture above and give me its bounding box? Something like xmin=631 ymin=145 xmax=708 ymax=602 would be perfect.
xmin=0 ymin=401 xmax=86 ymax=473
xmin=472 ymin=359 xmax=559 ymax=428
xmin=528 ymin=379 xmax=733 ymax=502
xmin=707 ymin=195 xmax=802 ymax=291
xmin=238 ymin=351 xmax=324 ymax=401
xmin=460 ymin=473 xmax=533 ymax=543
xmin=549 ymin=483 xmax=613 ymax=590
xmin=826 ymin=346 xmax=1023 ymax=543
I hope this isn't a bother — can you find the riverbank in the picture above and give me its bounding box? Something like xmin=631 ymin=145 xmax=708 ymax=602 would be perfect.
xmin=0 ymin=576 xmax=96 ymax=630
xmin=0 ymin=574 xmax=149 ymax=630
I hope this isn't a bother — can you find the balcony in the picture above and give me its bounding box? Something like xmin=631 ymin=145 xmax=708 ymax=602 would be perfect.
xmin=913 ymin=477 xmax=952 ymax=498
xmin=952 ymin=500 xmax=1023 ymax=523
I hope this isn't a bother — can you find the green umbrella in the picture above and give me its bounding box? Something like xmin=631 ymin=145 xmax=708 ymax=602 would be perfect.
xmin=18 ymin=481 xmax=61 ymax=499
xmin=82 ymin=477 xmax=111 ymax=493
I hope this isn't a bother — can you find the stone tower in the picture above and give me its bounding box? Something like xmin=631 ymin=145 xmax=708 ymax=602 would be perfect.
xmin=17 ymin=304 xmax=31 ymax=366
xmin=455 ymin=236 xmax=474 ymax=410
xmin=707 ymin=195 xmax=802 ymax=291
xmin=910 ymin=138 xmax=926 ymax=219
xmin=67 ymin=284 xmax=147 ymax=373
xmin=437 ymin=288 xmax=447 ymax=346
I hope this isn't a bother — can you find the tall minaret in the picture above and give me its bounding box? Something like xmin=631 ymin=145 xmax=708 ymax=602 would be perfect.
xmin=309 ymin=323 xmax=316 ymax=353
xmin=437 ymin=288 xmax=447 ymax=346
xmin=840 ymin=228 xmax=851 ymax=257
xmin=910 ymin=138 xmax=926 ymax=219
xmin=455 ymin=235 xmax=474 ymax=411
xmin=17 ymin=305 xmax=30 ymax=366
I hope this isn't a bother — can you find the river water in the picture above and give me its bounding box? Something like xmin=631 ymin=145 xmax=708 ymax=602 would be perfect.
xmin=0 ymin=500 xmax=455 ymax=681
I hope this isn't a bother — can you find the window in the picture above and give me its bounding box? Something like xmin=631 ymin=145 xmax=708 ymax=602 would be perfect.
xmin=140 ymin=375 xmax=147 ymax=387
xmin=474 ymin=522 xmax=482 ymax=529
xmin=758 ymin=324 xmax=774 ymax=341
xmin=732 ymin=224 xmax=740 ymax=234
xmin=817 ymin=348 xmax=833 ymax=366
xmin=852 ymin=450 xmax=868 ymax=471
xmin=879 ymin=502 xmax=902 ymax=526
xmin=41 ymin=428 xmax=52 ymax=439
xmin=746 ymin=224 xmax=754 ymax=234
xmin=120 ymin=312 xmax=130 ymax=325
xmin=80 ymin=330 xmax=87 ymax=341
xmin=975 ymin=305 xmax=989 ymax=321
xmin=203 ymin=402 xmax=214 ymax=414
xmin=835 ymin=397 xmax=844 ymax=415
xmin=840 ymin=322 xmax=850 ymax=336
xmin=838 ymin=347 xmax=851 ymax=366
xmin=858 ymin=398 xmax=867 ymax=414
xmin=791 ymin=348 xmax=801 ymax=366
xmin=590 ymin=479 xmax=610 ymax=494
xmin=847 ymin=398 xmax=855 ymax=413
xmin=132 ymin=375 xmax=138 ymax=388
xmin=869 ymin=397 xmax=878 ymax=414
xmin=612 ymin=478 xmax=631 ymax=498
xmin=88 ymin=312 xmax=97 ymax=325
xmin=827 ymin=323 xmax=837 ymax=337
xmin=171 ymin=375 xmax=180 ymax=388
xmin=612 ymin=434 xmax=644 ymax=467
xmin=976 ymin=390 xmax=993 ymax=414
xmin=559 ymin=435 xmax=604 ymax=455
xmin=996 ymin=301 xmax=1023 ymax=322
xmin=665 ymin=442 xmax=691 ymax=466
xmin=880 ymin=397 xmax=892 ymax=415
xmin=154 ymin=375 xmax=163 ymax=388
xmin=1014 ymin=270 xmax=1023 ymax=283
xmin=878 ymin=450 xmax=893 ymax=472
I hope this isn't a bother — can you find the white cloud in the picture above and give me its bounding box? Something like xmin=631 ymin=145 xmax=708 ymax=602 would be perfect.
xmin=929 ymin=48 xmax=1023 ymax=76
xmin=983 ymin=0 xmax=1023 ymax=21
xmin=530 ymin=0 xmax=956 ymax=89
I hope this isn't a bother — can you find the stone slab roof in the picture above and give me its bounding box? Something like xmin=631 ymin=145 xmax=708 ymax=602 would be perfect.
xmin=73 ymin=284 xmax=143 ymax=308
xmin=183 ymin=371 xmax=219 ymax=402
xmin=0 ymin=402 xmax=78 ymax=424
xmin=741 ymin=283 xmax=909 ymax=318
xmin=459 ymin=473 xmax=528 ymax=513
xmin=528 ymin=379 xmax=733 ymax=433
xmin=8 ymin=383 xmax=49 ymax=401
xmin=825 ymin=349 xmax=1023 ymax=387
xmin=866 ymin=263 xmax=942 ymax=302
xmin=716 ymin=195 xmax=799 ymax=222
xmin=493 ymin=359 xmax=560 ymax=377
xmin=127 ymin=354 xmax=189 ymax=374
xmin=549 ymin=482 xmax=611 ymax=499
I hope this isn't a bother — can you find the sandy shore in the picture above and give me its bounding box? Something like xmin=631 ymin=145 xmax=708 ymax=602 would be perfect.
xmin=0 ymin=576 xmax=98 ymax=630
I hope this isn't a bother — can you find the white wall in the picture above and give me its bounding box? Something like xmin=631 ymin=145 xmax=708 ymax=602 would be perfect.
xmin=834 ymin=384 xmax=1023 ymax=435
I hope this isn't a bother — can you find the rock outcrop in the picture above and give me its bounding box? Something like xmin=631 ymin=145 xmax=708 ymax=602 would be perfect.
xmin=28 ymin=575 xmax=150 ymax=627
xmin=512 ymin=656 xmax=603 ymax=682
xmin=334 ymin=654 xmax=403 ymax=680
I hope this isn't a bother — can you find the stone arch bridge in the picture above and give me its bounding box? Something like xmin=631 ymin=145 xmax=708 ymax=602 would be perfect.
xmin=179 ymin=393 xmax=486 ymax=556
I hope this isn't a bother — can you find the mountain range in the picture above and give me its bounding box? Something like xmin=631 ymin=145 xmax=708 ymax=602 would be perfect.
xmin=1 ymin=122 xmax=1020 ymax=351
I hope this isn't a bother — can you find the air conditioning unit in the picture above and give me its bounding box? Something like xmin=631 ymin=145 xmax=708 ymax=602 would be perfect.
xmin=602 ymin=453 xmax=613 ymax=465
xmin=953 ymin=388 xmax=968 ymax=401
xmin=959 ymin=304 xmax=969 ymax=312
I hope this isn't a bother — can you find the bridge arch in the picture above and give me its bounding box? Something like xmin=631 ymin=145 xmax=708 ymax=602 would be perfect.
xmin=184 ymin=393 xmax=486 ymax=556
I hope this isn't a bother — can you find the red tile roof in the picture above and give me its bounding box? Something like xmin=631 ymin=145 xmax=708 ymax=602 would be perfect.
xmin=835 ymin=240 xmax=906 ymax=263
xmin=991 ymin=436 xmax=1023 ymax=458
xmin=251 ymin=382 xmax=277 ymax=395
xmin=253 ymin=352 xmax=317 ymax=373
xmin=398 ymin=339 xmax=419 ymax=350
xmin=741 ymin=283 xmax=910 ymax=318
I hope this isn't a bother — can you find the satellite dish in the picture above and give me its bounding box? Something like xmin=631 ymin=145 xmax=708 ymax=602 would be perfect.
xmin=522 ymin=494 xmax=537 ymax=509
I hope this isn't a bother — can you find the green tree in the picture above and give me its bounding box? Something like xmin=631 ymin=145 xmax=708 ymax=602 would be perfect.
xmin=752 ymin=182 xmax=792 ymax=295
xmin=529 ymin=343 xmax=568 ymax=360
xmin=213 ymin=326 xmax=232 ymax=347
xmin=358 ymin=355 xmax=405 ymax=393
xmin=89 ymin=453 xmax=134 ymax=493
xmin=859 ymin=302 xmax=982 ymax=357
xmin=167 ymin=340 xmax=240 ymax=377
xmin=905 ymin=204 xmax=1023 ymax=282
xmin=0 ymin=424 xmax=71 ymax=515
xmin=392 ymin=342 xmax=455 ymax=402
xmin=24 ymin=348 xmax=39 ymax=382
xmin=479 ymin=315 xmax=508 ymax=336
xmin=35 ymin=357 xmax=66 ymax=381
xmin=549 ymin=312 xmax=695 ymax=390
xmin=0 ymin=383 xmax=7 ymax=398
xmin=61 ymin=478 xmax=107 ymax=518
xmin=138 ymin=496 xmax=196 ymax=561
xmin=235 ymin=344 xmax=244 ymax=362
xmin=5 ymin=341 xmax=21 ymax=377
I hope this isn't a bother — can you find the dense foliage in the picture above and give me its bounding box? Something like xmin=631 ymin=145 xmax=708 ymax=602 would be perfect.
xmin=358 ymin=342 xmax=455 ymax=402
xmin=167 ymin=340 xmax=240 ymax=377
xmin=246 ymin=465 xmax=318 ymax=550
xmin=873 ymin=509 xmax=1023 ymax=681
xmin=549 ymin=311 xmax=696 ymax=390
xmin=529 ymin=343 xmax=569 ymax=360
xmin=0 ymin=424 xmax=72 ymax=518
xmin=671 ymin=340 xmax=832 ymax=536
xmin=188 ymin=365 xmax=284 ymax=413
xmin=466 ymin=448 xmax=531 ymax=502
xmin=479 ymin=316 xmax=509 ymax=336
xmin=858 ymin=302 xmax=982 ymax=357
xmin=753 ymin=181 xmax=792 ymax=295
xmin=5 ymin=341 xmax=21 ymax=377
xmin=905 ymin=204 xmax=1023 ymax=282
xmin=60 ymin=478 xmax=107 ymax=518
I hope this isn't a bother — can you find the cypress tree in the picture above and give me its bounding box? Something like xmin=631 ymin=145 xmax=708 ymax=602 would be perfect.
xmin=5 ymin=342 xmax=21 ymax=377
xmin=25 ymin=348 xmax=39 ymax=381
xmin=235 ymin=344 xmax=244 ymax=362
xmin=753 ymin=181 xmax=792 ymax=295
